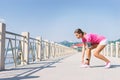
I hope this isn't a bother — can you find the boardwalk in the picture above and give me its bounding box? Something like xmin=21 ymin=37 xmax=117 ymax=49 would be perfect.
xmin=0 ymin=53 xmax=120 ymax=80
xmin=0 ymin=22 xmax=120 ymax=80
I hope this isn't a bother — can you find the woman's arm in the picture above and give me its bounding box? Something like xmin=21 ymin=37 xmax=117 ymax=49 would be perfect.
xmin=84 ymin=42 xmax=92 ymax=65
xmin=81 ymin=43 xmax=86 ymax=64
xmin=81 ymin=42 xmax=92 ymax=64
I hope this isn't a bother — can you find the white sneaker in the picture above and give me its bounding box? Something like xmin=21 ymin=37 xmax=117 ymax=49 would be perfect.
xmin=80 ymin=64 xmax=90 ymax=68
xmin=104 ymin=62 xmax=111 ymax=68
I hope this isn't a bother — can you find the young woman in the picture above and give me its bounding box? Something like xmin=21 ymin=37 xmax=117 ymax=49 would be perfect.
xmin=74 ymin=28 xmax=111 ymax=68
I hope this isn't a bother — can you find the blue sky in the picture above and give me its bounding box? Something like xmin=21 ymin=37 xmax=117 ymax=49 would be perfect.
xmin=0 ymin=0 xmax=120 ymax=42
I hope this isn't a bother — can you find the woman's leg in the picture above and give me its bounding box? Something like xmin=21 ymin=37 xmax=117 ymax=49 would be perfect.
xmin=94 ymin=45 xmax=110 ymax=63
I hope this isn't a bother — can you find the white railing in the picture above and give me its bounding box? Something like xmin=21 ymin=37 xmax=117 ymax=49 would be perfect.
xmin=0 ymin=22 xmax=77 ymax=70
xmin=5 ymin=31 xmax=26 ymax=67
xmin=102 ymin=42 xmax=120 ymax=58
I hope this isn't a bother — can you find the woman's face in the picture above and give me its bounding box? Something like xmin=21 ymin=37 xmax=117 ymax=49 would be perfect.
xmin=74 ymin=33 xmax=82 ymax=39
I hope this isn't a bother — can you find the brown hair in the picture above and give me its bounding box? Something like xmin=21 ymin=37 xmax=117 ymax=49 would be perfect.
xmin=74 ymin=28 xmax=84 ymax=35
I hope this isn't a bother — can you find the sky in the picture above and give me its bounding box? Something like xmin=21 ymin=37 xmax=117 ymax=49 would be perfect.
xmin=0 ymin=0 xmax=120 ymax=42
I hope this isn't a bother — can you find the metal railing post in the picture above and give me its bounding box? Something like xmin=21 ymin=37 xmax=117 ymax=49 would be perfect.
xmin=116 ymin=42 xmax=120 ymax=58
xmin=36 ymin=36 xmax=42 ymax=61
xmin=21 ymin=32 xmax=30 ymax=65
xmin=110 ymin=43 xmax=115 ymax=57
xmin=0 ymin=22 xmax=6 ymax=70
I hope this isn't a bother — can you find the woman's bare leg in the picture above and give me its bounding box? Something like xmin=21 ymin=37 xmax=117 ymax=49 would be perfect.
xmin=94 ymin=45 xmax=110 ymax=63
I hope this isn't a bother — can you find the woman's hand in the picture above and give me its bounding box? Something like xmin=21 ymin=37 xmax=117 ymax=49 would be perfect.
xmin=81 ymin=59 xmax=84 ymax=64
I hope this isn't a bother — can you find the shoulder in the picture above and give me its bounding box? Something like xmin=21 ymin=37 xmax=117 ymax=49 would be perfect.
xmin=85 ymin=33 xmax=93 ymax=38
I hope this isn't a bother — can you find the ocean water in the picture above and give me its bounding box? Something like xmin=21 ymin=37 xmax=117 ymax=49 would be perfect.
xmin=5 ymin=53 xmax=35 ymax=68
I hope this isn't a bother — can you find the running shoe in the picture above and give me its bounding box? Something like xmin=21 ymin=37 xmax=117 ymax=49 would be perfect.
xmin=80 ymin=64 xmax=90 ymax=68
xmin=104 ymin=62 xmax=111 ymax=68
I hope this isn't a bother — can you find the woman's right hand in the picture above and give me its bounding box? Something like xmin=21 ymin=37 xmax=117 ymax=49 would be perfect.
xmin=81 ymin=60 xmax=84 ymax=64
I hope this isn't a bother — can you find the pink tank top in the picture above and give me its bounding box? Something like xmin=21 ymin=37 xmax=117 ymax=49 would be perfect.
xmin=82 ymin=33 xmax=106 ymax=45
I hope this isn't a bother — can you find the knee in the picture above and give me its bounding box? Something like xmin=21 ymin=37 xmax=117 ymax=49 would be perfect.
xmin=94 ymin=52 xmax=99 ymax=57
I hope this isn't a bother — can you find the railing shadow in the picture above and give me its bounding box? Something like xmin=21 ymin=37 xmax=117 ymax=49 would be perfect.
xmin=0 ymin=76 xmax=39 ymax=80
xmin=0 ymin=54 xmax=73 ymax=80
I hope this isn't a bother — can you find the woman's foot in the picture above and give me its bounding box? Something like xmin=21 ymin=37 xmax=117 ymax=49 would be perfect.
xmin=104 ymin=62 xmax=111 ymax=68
xmin=80 ymin=64 xmax=90 ymax=68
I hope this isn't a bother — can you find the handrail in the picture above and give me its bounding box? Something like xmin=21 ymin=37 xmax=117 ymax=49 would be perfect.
xmin=6 ymin=31 xmax=25 ymax=38
xmin=30 ymin=37 xmax=40 ymax=41
xmin=6 ymin=37 xmax=24 ymax=42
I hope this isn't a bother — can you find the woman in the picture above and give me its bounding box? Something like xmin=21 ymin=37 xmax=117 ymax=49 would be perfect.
xmin=74 ymin=28 xmax=111 ymax=68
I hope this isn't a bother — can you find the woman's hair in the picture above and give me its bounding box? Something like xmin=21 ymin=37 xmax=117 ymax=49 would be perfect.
xmin=74 ymin=28 xmax=84 ymax=35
